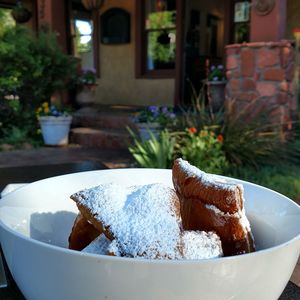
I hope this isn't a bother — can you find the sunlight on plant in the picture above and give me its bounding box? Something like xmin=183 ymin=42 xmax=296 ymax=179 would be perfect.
xmin=180 ymin=128 xmax=228 ymax=174
xmin=127 ymin=127 xmax=176 ymax=169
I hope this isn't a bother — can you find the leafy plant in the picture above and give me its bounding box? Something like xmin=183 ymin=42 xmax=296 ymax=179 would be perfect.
xmin=0 ymin=26 xmax=78 ymax=108
xmin=77 ymin=68 xmax=97 ymax=86
xmin=207 ymin=65 xmax=226 ymax=82
xmin=36 ymin=102 xmax=71 ymax=117
xmin=128 ymin=128 xmax=176 ymax=169
xmin=227 ymin=164 xmax=300 ymax=201
xmin=148 ymin=11 xmax=176 ymax=64
xmin=134 ymin=106 xmax=176 ymax=127
xmin=179 ymin=128 xmax=228 ymax=174
xmin=220 ymin=99 xmax=296 ymax=167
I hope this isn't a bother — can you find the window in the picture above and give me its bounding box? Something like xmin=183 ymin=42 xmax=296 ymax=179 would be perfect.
xmin=72 ymin=17 xmax=94 ymax=68
xmin=137 ymin=0 xmax=177 ymax=78
xmin=233 ymin=1 xmax=250 ymax=43
xmin=70 ymin=10 xmax=94 ymax=70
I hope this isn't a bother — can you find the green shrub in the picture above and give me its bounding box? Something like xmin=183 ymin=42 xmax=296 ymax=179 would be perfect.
xmin=227 ymin=164 xmax=300 ymax=201
xmin=179 ymin=128 xmax=227 ymax=174
xmin=128 ymin=128 xmax=176 ymax=169
xmin=0 ymin=26 xmax=77 ymax=108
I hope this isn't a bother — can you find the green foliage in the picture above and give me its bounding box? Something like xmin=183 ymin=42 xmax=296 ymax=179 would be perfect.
xmin=220 ymin=99 xmax=296 ymax=167
xmin=0 ymin=26 xmax=78 ymax=108
xmin=0 ymin=8 xmax=15 ymax=35
xmin=77 ymin=68 xmax=97 ymax=86
xmin=148 ymin=12 xmax=176 ymax=64
xmin=134 ymin=106 xmax=176 ymax=127
xmin=0 ymin=125 xmax=41 ymax=148
xmin=179 ymin=129 xmax=227 ymax=174
xmin=227 ymin=164 xmax=300 ymax=201
xmin=0 ymin=97 xmax=42 ymax=148
xmin=128 ymin=128 xmax=176 ymax=169
xmin=207 ymin=65 xmax=226 ymax=82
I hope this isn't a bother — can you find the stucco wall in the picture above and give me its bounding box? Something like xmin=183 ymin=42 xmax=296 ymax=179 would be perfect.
xmin=95 ymin=0 xmax=175 ymax=107
xmin=286 ymin=0 xmax=300 ymax=39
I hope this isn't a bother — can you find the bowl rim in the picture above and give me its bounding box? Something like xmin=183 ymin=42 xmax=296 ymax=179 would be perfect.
xmin=1 ymin=168 xmax=300 ymax=265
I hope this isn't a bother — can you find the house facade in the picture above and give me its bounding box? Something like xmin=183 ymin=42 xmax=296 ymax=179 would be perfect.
xmin=0 ymin=0 xmax=298 ymax=108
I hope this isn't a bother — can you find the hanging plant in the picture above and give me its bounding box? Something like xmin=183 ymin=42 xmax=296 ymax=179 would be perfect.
xmin=11 ymin=1 xmax=32 ymax=24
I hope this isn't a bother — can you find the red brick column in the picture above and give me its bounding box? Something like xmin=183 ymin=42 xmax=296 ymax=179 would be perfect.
xmin=36 ymin=0 xmax=68 ymax=52
xmin=225 ymin=41 xmax=296 ymax=123
xmin=250 ymin=0 xmax=287 ymax=42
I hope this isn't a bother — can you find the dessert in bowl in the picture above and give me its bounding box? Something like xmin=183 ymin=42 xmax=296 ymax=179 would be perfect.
xmin=0 ymin=160 xmax=300 ymax=300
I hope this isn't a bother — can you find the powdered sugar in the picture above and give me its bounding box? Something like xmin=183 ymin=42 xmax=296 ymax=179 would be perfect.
xmin=82 ymin=234 xmax=111 ymax=255
xmin=73 ymin=183 xmax=181 ymax=259
xmin=205 ymin=204 xmax=251 ymax=232
xmin=73 ymin=183 xmax=223 ymax=260
xmin=177 ymin=158 xmax=243 ymax=193
xmin=181 ymin=231 xmax=223 ymax=259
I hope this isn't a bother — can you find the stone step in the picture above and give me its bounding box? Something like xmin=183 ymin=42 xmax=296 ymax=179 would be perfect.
xmin=70 ymin=127 xmax=133 ymax=150
xmin=72 ymin=109 xmax=137 ymax=130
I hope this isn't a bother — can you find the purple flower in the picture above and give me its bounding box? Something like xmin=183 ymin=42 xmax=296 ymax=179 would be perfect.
xmin=210 ymin=65 xmax=216 ymax=71
xmin=161 ymin=106 xmax=169 ymax=114
xmin=148 ymin=106 xmax=159 ymax=113
xmin=168 ymin=112 xmax=176 ymax=119
xmin=152 ymin=111 xmax=160 ymax=118
xmin=213 ymin=76 xmax=219 ymax=81
xmin=82 ymin=67 xmax=96 ymax=74
xmin=217 ymin=65 xmax=224 ymax=70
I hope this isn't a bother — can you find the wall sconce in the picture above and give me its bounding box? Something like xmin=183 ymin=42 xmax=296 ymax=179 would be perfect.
xmin=81 ymin=0 xmax=104 ymax=11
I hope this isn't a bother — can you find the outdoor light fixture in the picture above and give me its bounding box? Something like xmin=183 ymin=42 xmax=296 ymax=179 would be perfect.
xmin=253 ymin=0 xmax=275 ymax=16
xmin=81 ymin=0 xmax=104 ymax=11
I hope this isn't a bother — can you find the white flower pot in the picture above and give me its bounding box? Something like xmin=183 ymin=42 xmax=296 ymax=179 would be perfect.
xmin=39 ymin=116 xmax=72 ymax=146
xmin=136 ymin=122 xmax=162 ymax=142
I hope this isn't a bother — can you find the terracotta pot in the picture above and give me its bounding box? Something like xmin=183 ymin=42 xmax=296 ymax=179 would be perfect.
xmin=206 ymin=81 xmax=226 ymax=112
xmin=76 ymin=85 xmax=97 ymax=108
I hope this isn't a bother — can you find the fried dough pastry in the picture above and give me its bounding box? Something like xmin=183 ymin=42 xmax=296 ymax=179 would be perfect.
xmin=68 ymin=213 xmax=101 ymax=250
xmin=70 ymin=183 xmax=223 ymax=259
xmin=172 ymin=158 xmax=255 ymax=256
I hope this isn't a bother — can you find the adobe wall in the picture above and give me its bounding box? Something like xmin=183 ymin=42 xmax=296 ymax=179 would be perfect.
xmin=95 ymin=0 xmax=175 ymax=107
xmin=225 ymin=40 xmax=296 ymax=123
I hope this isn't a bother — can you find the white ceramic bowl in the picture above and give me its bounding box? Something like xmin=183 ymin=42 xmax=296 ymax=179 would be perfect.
xmin=0 ymin=169 xmax=300 ymax=300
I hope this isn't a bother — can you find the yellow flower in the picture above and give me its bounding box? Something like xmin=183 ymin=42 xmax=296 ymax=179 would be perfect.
xmin=200 ymin=130 xmax=208 ymax=137
xmin=44 ymin=107 xmax=49 ymax=113
xmin=42 ymin=102 xmax=49 ymax=108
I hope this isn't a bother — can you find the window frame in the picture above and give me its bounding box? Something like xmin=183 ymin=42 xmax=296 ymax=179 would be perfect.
xmin=135 ymin=0 xmax=177 ymax=79
xmin=68 ymin=0 xmax=100 ymax=77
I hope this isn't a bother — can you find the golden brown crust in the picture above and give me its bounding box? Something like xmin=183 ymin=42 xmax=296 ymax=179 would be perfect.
xmin=68 ymin=213 xmax=101 ymax=250
xmin=172 ymin=159 xmax=255 ymax=256
xmin=172 ymin=159 xmax=243 ymax=214
xmin=75 ymin=202 xmax=114 ymax=241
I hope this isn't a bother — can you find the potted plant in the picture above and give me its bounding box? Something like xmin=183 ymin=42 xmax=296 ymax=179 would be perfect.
xmin=76 ymin=68 xmax=98 ymax=110
xmin=206 ymin=64 xmax=226 ymax=112
xmin=134 ymin=106 xmax=176 ymax=142
xmin=36 ymin=102 xmax=72 ymax=146
xmin=11 ymin=1 xmax=32 ymax=24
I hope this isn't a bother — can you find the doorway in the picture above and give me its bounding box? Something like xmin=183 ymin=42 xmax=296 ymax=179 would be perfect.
xmin=182 ymin=0 xmax=228 ymax=105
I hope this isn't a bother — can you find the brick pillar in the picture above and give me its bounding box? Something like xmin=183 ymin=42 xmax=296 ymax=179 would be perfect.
xmin=250 ymin=0 xmax=287 ymax=42
xmin=225 ymin=41 xmax=296 ymax=123
xmin=36 ymin=0 xmax=68 ymax=52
